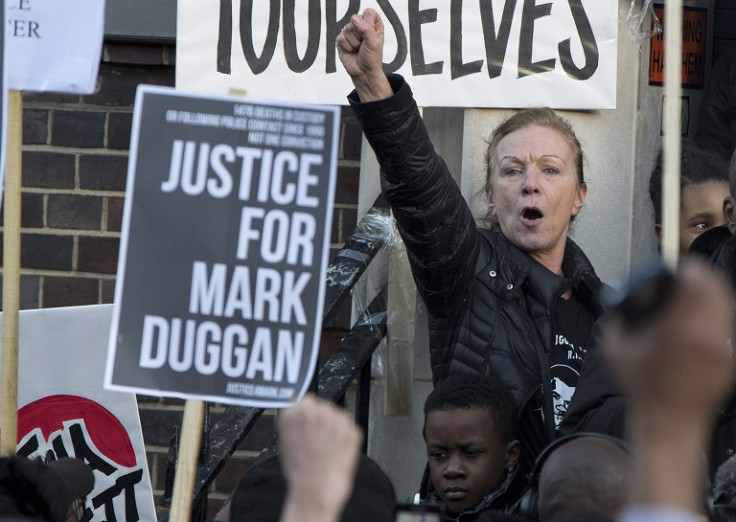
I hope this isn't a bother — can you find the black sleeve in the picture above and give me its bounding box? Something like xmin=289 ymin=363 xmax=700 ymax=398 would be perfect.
xmin=348 ymin=74 xmax=479 ymax=318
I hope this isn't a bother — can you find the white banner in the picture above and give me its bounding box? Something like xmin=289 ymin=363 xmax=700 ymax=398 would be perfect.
xmin=177 ymin=0 xmax=618 ymax=109
xmin=6 ymin=0 xmax=105 ymax=93
xmin=1 ymin=305 xmax=157 ymax=522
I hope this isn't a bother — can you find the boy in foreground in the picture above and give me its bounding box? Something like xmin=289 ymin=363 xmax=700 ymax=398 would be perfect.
xmin=423 ymin=373 xmax=525 ymax=521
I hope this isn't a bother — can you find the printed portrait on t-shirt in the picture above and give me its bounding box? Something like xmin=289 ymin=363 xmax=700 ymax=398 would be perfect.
xmin=549 ymin=364 xmax=580 ymax=427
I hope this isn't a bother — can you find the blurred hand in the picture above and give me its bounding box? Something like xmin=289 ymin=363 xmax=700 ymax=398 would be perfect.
xmin=603 ymin=259 xmax=736 ymax=420
xmin=278 ymin=393 xmax=363 ymax=522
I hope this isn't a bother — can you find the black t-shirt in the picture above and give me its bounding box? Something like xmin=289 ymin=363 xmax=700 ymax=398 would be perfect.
xmin=549 ymin=289 xmax=596 ymax=429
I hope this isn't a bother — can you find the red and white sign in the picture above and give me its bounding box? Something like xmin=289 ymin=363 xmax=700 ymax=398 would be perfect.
xmin=1 ymin=304 xmax=156 ymax=521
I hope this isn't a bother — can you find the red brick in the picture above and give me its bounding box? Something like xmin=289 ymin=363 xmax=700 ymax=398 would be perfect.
xmin=22 ymin=151 xmax=76 ymax=189
xmin=108 ymin=112 xmax=133 ymax=150
xmin=341 ymin=117 xmax=363 ymax=161
xmin=19 ymin=233 xmax=74 ymax=271
xmin=51 ymin=110 xmax=106 ymax=148
xmin=23 ymin=108 xmax=49 ymax=145
xmin=0 ymin=192 xmax=44 ymax=228
xmin=77 ymin=236 xmax=120 ymax=274
xmin=47 ymin=195 xmax=103 ymax=230
xmin=79 ymin=154 xmax=128 ymax=191
xmin=42 ymin=276 xmax=99 ymax=308
xmin=107 ymin=197 xmax=125 ymax=232
xmin=335 ymin=166 xmax=360 ymax=205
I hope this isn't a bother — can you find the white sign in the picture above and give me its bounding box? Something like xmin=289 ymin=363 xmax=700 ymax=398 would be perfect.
xmin=1 ymin=305 xmax=157 ymax=522
xmin=177 ymin=0 xmax=618 ymax=109
xmin=6 ymin=0 xmax=105 ymax=93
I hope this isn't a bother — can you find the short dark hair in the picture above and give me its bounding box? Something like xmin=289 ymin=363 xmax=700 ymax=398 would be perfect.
xmin=649 ymin=139 xmax=730 ymax=224
xmin=423 ymin=372 xmax=518 ymax=443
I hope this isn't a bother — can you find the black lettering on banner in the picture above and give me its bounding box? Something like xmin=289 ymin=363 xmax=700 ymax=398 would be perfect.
xmin=16 ymin=434 xmax=39 ymax=457
xmin=376 ymin=0 xmax=408 ymax=73
xmin=408 ymin=0 xmax=442 ymax=75
xmin=7 ymin=19 xmax=39 ymax=38
xmin=240 ymin=0 xmax=280 ymax=74
xmin=518 ymin=0 xmax=555 ymax=78
xmin=683 ymin=18 xmax=703 ymax=43
xmin=8 ymin=0 xmax=32 ymax=10
xmin=559 ymin=0 xmax=598 ymax=80
xmin=52 ymin=434 xmax=69 ymax=458
xmin=70 ymin=423 xmax=117 ymax=476
xmin=450 ymin=0 xmax=482 ymax=79
xmin=479 ymin=0 xmax=516 ymax=78
xmin=283 ymin=0 xmax=320 ymax=72
xmin=218 ymin=0 xmax=232 ymax=74
xmin=92 ymin=469 xmax=143 ymax=522
xmin=325 ymin=0 xmax=359 ymax=73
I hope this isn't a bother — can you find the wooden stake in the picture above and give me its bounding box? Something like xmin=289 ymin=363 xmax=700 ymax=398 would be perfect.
xmin=661 ymin=1 xmax=683 ymax=269
xmin=385 ymin=217 xmax=415 ymax=416
xmin=169 ymin=399 xmax=205 ymax=521
xmin=1 ymin=90 xmax=23 ymax=457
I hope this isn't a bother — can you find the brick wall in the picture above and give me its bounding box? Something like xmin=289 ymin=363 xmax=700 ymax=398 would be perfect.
xmin=0 ymin=40 xmax=362 ymax=517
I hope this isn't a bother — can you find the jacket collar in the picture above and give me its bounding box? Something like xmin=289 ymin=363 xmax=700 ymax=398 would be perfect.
xmin=428 ymin=465 xmax=525 ymax=521
xmin=482 ymin=224 xmax=600 ymax=310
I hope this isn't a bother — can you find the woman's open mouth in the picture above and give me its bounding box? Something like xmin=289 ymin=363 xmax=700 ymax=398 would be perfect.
xmin=522 ymin=207 xmax=543 ymax=225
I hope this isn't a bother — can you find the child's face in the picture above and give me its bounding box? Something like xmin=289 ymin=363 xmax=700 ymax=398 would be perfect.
xmin=680 ymin=180 xmax=730 ymax=255
xmin=425 ymin=406 xmax=519 ymax=516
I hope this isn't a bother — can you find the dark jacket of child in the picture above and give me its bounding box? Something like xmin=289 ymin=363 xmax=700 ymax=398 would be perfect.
xmin=424 ymin=466 xmax=526 ymax=522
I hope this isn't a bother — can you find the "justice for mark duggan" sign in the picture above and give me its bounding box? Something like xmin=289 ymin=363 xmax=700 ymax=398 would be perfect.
xmin=105 ymin=86 xmax=338 ymax=408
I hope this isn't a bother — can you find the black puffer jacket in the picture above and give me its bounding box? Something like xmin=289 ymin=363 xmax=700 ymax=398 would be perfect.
xmin=349 ymin=75 xmax=611 ymax=467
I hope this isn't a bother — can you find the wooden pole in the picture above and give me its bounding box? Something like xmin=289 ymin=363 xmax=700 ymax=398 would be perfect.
xmin=385 ymin=216 xmax=415 ymax=416
xmin=169 ymin=399 xmax=205 ymax=521
xmin=1 ymin=90 xmax=23 ymax=457
xmin=661 ymin=1 xmax=683 ymax=269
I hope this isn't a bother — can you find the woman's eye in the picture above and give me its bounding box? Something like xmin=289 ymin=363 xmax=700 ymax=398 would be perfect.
xmin=543 ymin=167 xmax=560 ymax=174
xmin=691 ymin=222 xmax=710 ymax=230
xmin=503 ymin=168 xmax=521 ymax=177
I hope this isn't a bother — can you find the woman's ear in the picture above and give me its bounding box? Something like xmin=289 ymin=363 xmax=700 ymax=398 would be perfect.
xmin=505 ymin=440 xmax=521 ymax=468
xmin=724 ymin=196 xmax=736 ymax=236
xmin=572 ymin=182 xmax=587 ymax=217
xmin=486 ymin=188 xmax=496 ymax=215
